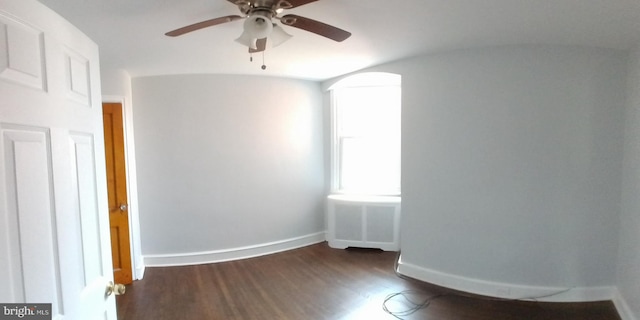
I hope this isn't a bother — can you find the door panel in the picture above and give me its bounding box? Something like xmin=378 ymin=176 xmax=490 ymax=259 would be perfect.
xmin=71 ymin=133 xmax=104 ymax=283
xmin=0 ymin=1 xmax=117 ymax=319
xmin=103 ymin=102 xmax=133 ymax=284
xmin=1 ymin=126 xmax=61 ymax=309
xmin=0 ymin=13 xmax=46 ymax=90
xmin=72 ymin=131 xmax=114 ymax=320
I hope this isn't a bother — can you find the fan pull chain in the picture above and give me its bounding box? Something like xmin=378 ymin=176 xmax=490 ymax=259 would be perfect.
xmin=247 ymin=51 xmax=266 ymax=70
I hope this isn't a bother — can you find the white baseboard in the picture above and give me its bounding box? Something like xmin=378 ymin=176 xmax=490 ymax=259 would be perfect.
xmin=614 ymin=289 xmax=638 ymax=320
xmin=397 ymin=259 xmax=615 ymax=302
xmin=143 ymin=232 xmax=326 ymax=267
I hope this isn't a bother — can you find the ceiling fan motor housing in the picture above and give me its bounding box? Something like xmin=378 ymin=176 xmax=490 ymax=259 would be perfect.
xmin=235 ymin=1 xmax=285 ymax=16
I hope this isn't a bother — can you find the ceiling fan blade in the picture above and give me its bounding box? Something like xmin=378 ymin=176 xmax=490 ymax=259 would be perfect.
xmin=165 ymin=15 xmax=243 ymax=37
xmin=227 ymin=0 xmax=249 ymax=6
xmin=277 ymin=0 xmax=318 ymax=9
xmin=249 ymin=38 xmax=267 ymax=53
xmin=280 ymin=14 xmax=351 ymax=42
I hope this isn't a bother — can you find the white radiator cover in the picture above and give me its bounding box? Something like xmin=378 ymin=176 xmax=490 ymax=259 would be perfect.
xmin=327 ymin=195 xmax=401 ymax=251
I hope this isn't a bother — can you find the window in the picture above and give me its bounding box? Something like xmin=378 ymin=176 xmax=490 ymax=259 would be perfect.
xmin=330 ymin=73 xmax=401 ymax=195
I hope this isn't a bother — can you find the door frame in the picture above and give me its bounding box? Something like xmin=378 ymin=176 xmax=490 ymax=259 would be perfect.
xmin=103 ymin=95 xmax=144 ymax=280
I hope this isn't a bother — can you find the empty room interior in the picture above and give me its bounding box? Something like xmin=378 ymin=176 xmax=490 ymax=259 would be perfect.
xmin=2 ymin=0 xmax=640 ymax=319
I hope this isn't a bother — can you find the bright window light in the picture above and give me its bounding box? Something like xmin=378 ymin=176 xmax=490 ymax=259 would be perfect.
xmin=330 ymin=73 xmax=401 ymax=195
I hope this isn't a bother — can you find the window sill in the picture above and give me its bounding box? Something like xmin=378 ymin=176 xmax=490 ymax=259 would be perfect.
xmin=327 ymin=194 xmax=401 ymax=204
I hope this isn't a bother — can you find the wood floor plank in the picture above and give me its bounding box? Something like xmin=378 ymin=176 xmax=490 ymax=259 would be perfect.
xmin=116 ymin=242 xmax=620 ymax=319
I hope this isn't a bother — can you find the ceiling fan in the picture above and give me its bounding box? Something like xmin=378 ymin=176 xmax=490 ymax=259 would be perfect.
xmin=165 ymin=0 xmax=351 ymax=58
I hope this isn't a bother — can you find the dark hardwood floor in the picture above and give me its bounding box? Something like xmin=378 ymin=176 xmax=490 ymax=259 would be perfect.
xmin=116 ymin=242 xmax=620 ymax=319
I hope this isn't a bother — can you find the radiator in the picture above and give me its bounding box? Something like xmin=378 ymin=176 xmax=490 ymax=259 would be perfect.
xmin=327 ymin=195 xmax=401 ymax=251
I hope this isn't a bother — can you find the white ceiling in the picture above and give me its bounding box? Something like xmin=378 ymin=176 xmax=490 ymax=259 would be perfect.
xmin=37 ymin=0 xmax=640 ymax=81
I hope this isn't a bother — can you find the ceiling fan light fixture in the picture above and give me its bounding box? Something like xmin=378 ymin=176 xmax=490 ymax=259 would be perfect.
xmin=235 ymin=30 xmax=257 ymax=49
xmin=270 ymin=24 xmax=292 ymax=47
xmin=243 ymin=12 xmax=273 ymax=39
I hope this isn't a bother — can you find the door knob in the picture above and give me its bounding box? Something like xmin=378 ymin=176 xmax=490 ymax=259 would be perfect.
xmin=106 ymin=281 xmax=126 ymax=296
xmin=119 ymin=204 xmax=127 ymax=211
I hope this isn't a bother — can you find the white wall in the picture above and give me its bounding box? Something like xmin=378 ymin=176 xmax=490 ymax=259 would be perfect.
xmin=101 ymin=66 xmax=131 ymax=99
xmin=401 ymin=46 xmax=626 ymax=298
xmin=617 ymin=44 xmax=640 ymax=320
xmin=132 ymin=75 xmax=325 ymax=262
xmin=327 ymin=45 xmax=628 ymax=300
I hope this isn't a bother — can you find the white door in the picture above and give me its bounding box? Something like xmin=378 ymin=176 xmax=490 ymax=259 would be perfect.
xmin=0 ymin=1 xmax=117 ymax=319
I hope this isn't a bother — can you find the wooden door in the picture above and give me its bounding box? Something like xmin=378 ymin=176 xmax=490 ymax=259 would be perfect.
xmin=103 ymin=102 xmax=133 ymax=284
xmin=0 ymin=1 xmax=119 ymax=319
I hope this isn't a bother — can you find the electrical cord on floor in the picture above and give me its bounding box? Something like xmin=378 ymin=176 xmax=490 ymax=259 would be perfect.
xmin=382 ymin=290 xmax=447 ymax=319
xmin=381 ymin=250 xmax=574 ymax=319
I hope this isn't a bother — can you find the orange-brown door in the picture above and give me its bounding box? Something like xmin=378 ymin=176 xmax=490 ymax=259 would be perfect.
xmin=103 ymin=102 xmax=133 ymax=285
